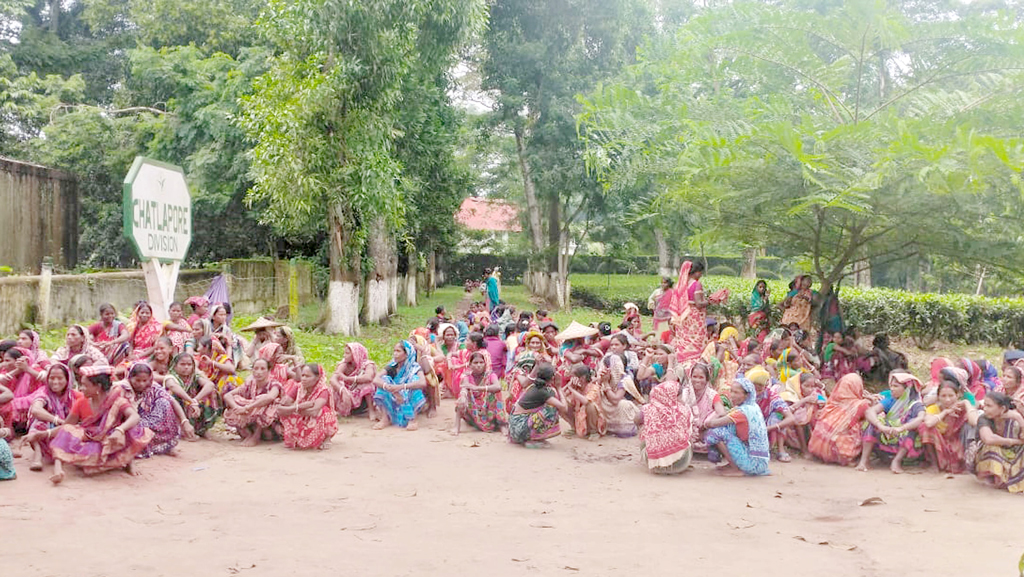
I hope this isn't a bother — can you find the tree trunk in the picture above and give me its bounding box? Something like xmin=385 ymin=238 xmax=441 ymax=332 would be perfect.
xmin=362 ymin=217 xmax=393 ymax=325
xmin=426 ymin=250 xmax=436 ymax=296
xmin=49 ymin=0 xmax=59 ymax=33
xmin=741 ymin=247 xmax=757 ymax=279
xmin=854 ymin=261 xmax=872 ymax=288
xmin=654 ymin=228 xmax=673 ymax=278
xmin=324 ymin=204 xmax=360 ymax=335
xmin=514 ymin=126 xmax=544 ymax=253
xmin=975 ymin=265 xmax=986 ymax=296
xmin=405 ymin=250 xmax=418 ymax=307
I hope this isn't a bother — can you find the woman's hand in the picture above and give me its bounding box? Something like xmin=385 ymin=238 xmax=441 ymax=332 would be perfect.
xmin=181 ymin=420 xmax=197 ymax=440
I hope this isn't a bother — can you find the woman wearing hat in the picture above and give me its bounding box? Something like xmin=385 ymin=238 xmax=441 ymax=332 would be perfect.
xmin=241 ymin=317 xmax=283 ymax=360
xmin=48 ymin=365 xmax=153 ymax=484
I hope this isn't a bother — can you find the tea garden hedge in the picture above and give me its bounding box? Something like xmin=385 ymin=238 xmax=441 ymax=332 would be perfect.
xmin=570 ymin=274 xmax=1024 ymax=348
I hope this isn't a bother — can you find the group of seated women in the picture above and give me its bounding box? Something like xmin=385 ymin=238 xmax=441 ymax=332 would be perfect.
xmin=1 ymin=286 xmax=1021 ymax=496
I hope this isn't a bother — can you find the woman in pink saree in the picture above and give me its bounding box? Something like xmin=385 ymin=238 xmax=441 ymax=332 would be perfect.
xmin=657 ymin=261 xmax=720 ymax=364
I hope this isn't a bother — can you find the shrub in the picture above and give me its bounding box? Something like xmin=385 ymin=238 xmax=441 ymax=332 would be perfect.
xmin=570 ymin=274 xmax=1024 ymax=346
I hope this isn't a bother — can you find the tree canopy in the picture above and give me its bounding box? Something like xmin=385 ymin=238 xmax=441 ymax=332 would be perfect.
xmin=579 ymin=0 xmax=1024 ymax=291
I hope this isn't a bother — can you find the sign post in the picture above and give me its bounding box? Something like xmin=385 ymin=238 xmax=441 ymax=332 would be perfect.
xmin=123 ymin=157 xmax=192 ymax=322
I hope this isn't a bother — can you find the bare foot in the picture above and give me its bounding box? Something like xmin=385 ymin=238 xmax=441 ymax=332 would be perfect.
xmin=587 ymin=433 xmax=601 ymax=441
xmin=449 ymin=428 xmax=460 ymax=436
xmin=372 ymin=420 xmax=388 ymax=430
xmin=715 ymin=464 xmax=745 ymax=477
xmin=406 ymin=421 xmax=419 ymax=431
xmin=240 ymin=434 xmax=261 ymax=447
xmin=890 ymin=461 xmax=904 ymax=474
xmin=49 ymin=471 xmax=65 ymax=485
xmin=855 ymin=463 xmax=869 ymax=472
xmin=426 ymin=408 xmax=437 ymax=418
xmin=318 ymin=441 xmax=332 ymax=451
xmin=125 ymin=461 xmax=139 ymax=476
xmin=29 ymin=459 xmax=43 ymax=472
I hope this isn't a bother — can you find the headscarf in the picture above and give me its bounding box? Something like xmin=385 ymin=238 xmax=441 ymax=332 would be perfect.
xmin=295 ymin=363 xmax=333 ymax=411
xmin=978 ymin=360 xmax=1002 ymax=393
xmin=521 ymin=330 xmax=545 ymax=349
xmin=780 ymin=373 xmax=803 ymax=404
xmin=939 ymin=366 xmax=969 ymax=391
xmin=929 ymin=357 xmax=952 ymax=386
xmin=385 ymin=341 xmax=423 ymax=385
xmin=958 ymin=357 xmax=986 ymax=399
xmin=257 ymin=342 xmax=283 ymax=364
xmin=21 ymin=329 xmax=43 ymax=362
xmin=438 ymin=323 xmax=457 ymax=341
xmin=80 ymin=364 xmax=113 ymax=378
xmin=128 ymin=302 xmax=158 ymax=334
xmin=185 ymin=296 xmax=210 ymax=309
xmin=745 ymin=366 xmax=770 ymax=388
xmin=344 ymin=342 xmax=371 ymax=373
xmin=718 ymin=326 xmax=739 ymax=344
xmin=807 ymin=373 xmax=870 ymax=465
xmin=887 ymin=371 xmax=923 ymax=421
xmin=168 ymin=352 xmax=197 ymax=389
xmin=192 ymin=318 xmax=213 ymax=339
xmin=750 ymin=282 xmax=767 ymax=311
xmin=456 ymin=321 xmax=469 ymax=343
xmin=640 ymin=380 xmax=692 ymax=468
xmin=31 ymin=363 xmax=77 ymax=421
xmin=277 ymin=326 xmax=299 ymax=356
xmin=731 ymin=376 xmax=771 ymax=463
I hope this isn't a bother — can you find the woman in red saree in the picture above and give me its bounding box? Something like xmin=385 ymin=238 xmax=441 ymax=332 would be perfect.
xmin=128 ymin=302 xmax=163 ymax=361
xmin=48 ymin=365 xmax=153 ymax=484
xmin=279 ymin=364 xmax=337 ymax=450
xmin=660 ymin=261 xmax=710 ymax=363
xmin=920 ymin=370 xmax=975 ymax=474
xmin=331 ymin=342 xmax=377 ymax=418
xmin=223 ymin=358 xmax=282 ymax=446
xmin=0 ymin=347 xmax=44 ymax=430
xmin=807 ymin=373 xmax=871 ymax=466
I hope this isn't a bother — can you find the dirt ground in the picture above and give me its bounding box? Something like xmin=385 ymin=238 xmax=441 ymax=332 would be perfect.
xmin=4 ymin=403 xmax=1021 ymax=577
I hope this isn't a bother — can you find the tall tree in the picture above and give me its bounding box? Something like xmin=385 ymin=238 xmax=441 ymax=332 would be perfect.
xmin=580 ymin=0 xmax=1024 ymax=292
xmin=240 ymin=0 xmax=484 ymax=334
xmin=480 ymin=0 xmax=652 ymax=306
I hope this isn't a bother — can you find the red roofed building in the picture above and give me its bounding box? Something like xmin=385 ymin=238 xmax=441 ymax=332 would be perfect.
xmin=456 ymin=197 xmax=522 ymax=232
xmin=455 ymin=197 xmax=522 ymax=253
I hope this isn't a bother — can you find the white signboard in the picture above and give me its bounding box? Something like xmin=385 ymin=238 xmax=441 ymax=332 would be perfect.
xmin=122 ymin=157 xmax=193 ymax=321
xmin=123 ymin=157 xmax=192 ymax=262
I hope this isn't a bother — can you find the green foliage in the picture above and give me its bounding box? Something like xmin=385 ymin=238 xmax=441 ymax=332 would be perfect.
xmin=572 ymin=274 xmax=1024 ymax=347
xmin=579 ymin=0 xmax=1024 ymax=289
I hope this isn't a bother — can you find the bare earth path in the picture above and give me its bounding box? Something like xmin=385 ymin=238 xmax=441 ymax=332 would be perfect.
xmin=4 ymin=404 xmax=1021 ymax=577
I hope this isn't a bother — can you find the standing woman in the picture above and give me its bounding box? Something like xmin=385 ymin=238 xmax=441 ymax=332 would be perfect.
xmin=373 ymin=341 xmax=428 ymax=430
xmin=48 ymin=365 xmax=153 ymax=484
xmin=663 ymin=261 xmax=709 ymax=363
xmin=52 ymin=325 xmax=107 ymax=365
xmin=90 ymin=303 xmax=130 ymax=365
xmin=973 ymin=392 xmax=1024 ymax=493
xmin=129 ymin=363 xmax=192 ymax=458
xmin=127 ymin=302 xmax=163 ymax=361
xmin=508 ymin=363 xmax=567 ymax=447
xmin=702 ymin=377 xmax=771 ymax=477
xmin=780 ymin=275 xmax=816 ymax=332
xmin=331 ymin=342 xmax=377 ymax=418
xmin=164 ymin=353 xmax=220 ymax=437
xmin=25 ymin=364 xmax=82 ymax=473
xmin=279 ymin=364 xmax=337 ymax=450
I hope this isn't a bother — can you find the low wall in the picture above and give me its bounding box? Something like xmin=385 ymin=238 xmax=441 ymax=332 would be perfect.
xmin=0 ymin=259 xmax=314 ymax=334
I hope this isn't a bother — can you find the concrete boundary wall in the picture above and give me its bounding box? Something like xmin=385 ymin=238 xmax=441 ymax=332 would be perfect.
xmin=0 ymin=259 xmax=314 ymax=334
